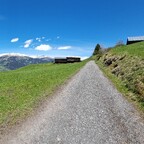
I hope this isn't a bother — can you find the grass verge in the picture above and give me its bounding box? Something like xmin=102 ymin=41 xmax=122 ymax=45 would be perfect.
xmin=95 ymin=42 xmax=144 ymax=113
xmin=0 ymin=60 xmax=88 ymax=128
xmin=96 ymin=60 xmax=144 ymax=112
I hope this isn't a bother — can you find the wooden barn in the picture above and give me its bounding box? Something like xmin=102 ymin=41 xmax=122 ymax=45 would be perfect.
xmin=127 ymin=36 xmax=144 ymax=45
xmin=66 ymin=57 xmax=81 ymax=63
xmin=54 ymin=57 xmax=81 ymax=64
xmin=54 ymin=58 xmax=67 ymax=63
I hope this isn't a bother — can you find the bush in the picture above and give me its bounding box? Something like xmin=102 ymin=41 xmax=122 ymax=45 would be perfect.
xmin=115 ymin=41 xmax=125 ymax=47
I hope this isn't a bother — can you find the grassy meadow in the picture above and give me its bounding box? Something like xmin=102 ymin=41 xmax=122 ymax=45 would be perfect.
xmin=95 ymin=42 xmax=144 ymax=111
xmin=0 ymin=61 xmax=87 ymax=128
xmin=110 ymin=42 xmax=144 ymax=58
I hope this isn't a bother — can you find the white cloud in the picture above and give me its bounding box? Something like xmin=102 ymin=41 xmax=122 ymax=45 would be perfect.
xmin=35 ymin=44 xmax=52 ymax=51
xmin=24 ymin=39 xmax=33 ymax=48
xmin=46 ymin=39 xmax=51 ymax=41
xmin=81 ymin=56 xmax=89 ymax=60
xmin=36 ymin=37 xmax=45 ymax=42
xmin=36 ymin=38 xmax=41 ymax=42
xmin=42 ymin=37 xmax=45 ymax=39
xmin=11 ymin=38 xmax=19 ymax=43
xmin=57 ymin=36 xmax=60 ymax=39
xmin=0 ymin=53 xmax=54 ymax=59
xmin=58 ymin=46 xmax=71 ymax=50
xmin=0 ymin=53 xmax=27 ymax=57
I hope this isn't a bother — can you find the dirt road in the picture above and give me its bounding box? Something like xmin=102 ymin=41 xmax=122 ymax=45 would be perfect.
xmin=1 ymin=61 xmax=144 ymax=144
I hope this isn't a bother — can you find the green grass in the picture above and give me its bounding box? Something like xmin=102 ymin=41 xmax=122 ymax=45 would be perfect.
xmin=95 ymin=41 xmax=144 ymax=111
xmin=110 ymin=41 xmax=144 ymax=58
xmin=0 ymin=65 xmax=9 ymax=71
xmin=0 ymin=61 xmax=87 ymax=127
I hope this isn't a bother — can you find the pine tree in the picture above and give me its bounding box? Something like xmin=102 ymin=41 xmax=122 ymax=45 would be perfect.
xmin=93 ymin=44 xmax=101 ymax=55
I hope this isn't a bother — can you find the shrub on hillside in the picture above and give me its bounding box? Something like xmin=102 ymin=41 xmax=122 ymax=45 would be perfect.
xmin=115 ymin=41 xmax=125 ymax=47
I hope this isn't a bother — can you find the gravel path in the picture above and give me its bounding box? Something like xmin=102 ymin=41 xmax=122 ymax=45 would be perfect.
xmin=1 ymin=61 xmax=144 ymax=144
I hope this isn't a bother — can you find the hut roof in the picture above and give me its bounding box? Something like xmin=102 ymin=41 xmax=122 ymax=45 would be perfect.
xmin=127 ymin=36 xmax=144 ymax=41
xmin=55 ymin=57 xmax=66 ymax=59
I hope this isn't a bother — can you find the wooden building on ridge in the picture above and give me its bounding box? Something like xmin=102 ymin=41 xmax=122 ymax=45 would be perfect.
xmin=54 ymin=57 xmax=81 ymax=64
xmin=66 ymin=57 xmax=81 ymax=63
xmin=127 ymin=36 xmax=144 ymax=45
xmin=54 ymin=58 xmax=67 ymax=63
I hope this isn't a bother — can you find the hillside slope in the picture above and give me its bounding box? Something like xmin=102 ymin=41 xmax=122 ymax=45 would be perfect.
xmin=1 ymin=61 xmax=144 ymax=144
xmin=96 ymin=42 xmax=144 ymax=109
xmin=0 ymin=55 xmax=53 ymax=71
xmin=0 ymin=61 xmax=87 ymax=131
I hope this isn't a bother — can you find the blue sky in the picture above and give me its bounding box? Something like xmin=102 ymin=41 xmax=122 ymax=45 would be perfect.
xmin=0 ymin=0 xmax=144 ymax=59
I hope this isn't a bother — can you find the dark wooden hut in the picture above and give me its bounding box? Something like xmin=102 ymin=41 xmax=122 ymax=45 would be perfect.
xmin=54 ymin=58 xmax=67 ymax=63
xmin=54 ymin=57 xmax=81 ymax=64
xmin=127 ymin=36 xmax=144 ymax=45
xmin=66 ymin=57 xmax=81 ymax=63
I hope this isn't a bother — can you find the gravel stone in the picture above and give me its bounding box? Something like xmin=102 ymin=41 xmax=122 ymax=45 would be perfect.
xmin=1 ymin=61 xmax=144 ymax=144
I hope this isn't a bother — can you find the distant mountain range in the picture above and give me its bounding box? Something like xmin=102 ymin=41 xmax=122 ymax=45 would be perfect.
xmin=0 ymin=54 xmax=54 ymax=71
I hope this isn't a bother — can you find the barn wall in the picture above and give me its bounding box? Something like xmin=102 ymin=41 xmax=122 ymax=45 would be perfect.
xmin=54 ymin=57 xmax=81 ymax=64
xmin=127 ymin=40 xmax=144 ymax=45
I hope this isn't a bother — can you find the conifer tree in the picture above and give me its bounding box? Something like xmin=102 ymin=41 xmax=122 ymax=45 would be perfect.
xmin=93 ymin=44 xmax=101 ymax=55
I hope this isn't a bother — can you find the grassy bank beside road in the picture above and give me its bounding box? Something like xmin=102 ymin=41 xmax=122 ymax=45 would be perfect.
xmin=0 ymin=61 xmax=87 ymax=128
xmin=95 ymin=42 xmax=144 ymax=111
